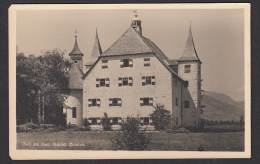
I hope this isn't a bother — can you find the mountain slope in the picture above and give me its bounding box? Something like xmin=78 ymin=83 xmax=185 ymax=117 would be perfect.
xmin=201 ymin=91 xmax=244 ymax=121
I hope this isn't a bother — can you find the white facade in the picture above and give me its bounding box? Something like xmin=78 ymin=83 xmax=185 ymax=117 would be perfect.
xmin=65 ymin=15 xmax=202 ymax=128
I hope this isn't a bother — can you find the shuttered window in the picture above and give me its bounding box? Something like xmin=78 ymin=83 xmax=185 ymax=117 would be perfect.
xmin=144 ymin=58 xmax=150 ymax=67
xmin=110 ymin=117 xmax=122 ymax=125
xmin=140 ymin=98 xmax=153 ymax=106
xmin=88 ymin=99 xmax=101 ymax=107
xmin=118 ymin=77 xmax=133 ymax=86
xmin=142 ymin=76 xmax=155 ymax=86
xmin=109 ymin=98 xmax=122 ymax=107
xmin=120 ymin=59 xmax=133 ymax=68
xmin=96 ymin=78 xmax=110 ymax=87
xmin=88 ymin=118 xmax=101 ymax=125
xmin=101 ymin=60 xmax=108 ymax=69
xmin=140 ymin=117 xmax=153 ymax=125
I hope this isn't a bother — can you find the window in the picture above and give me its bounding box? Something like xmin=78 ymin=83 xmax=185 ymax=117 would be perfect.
xmin=88 ymin=118 xmax=101 ymax=125
xmin=102 ymin=60 xmax=108 ymax=69
xmin=142 ymin=76 xmax=155 ymax=86
xmin=118 ymin=77 xmax=133 ymax=86
xmin=72 ymin=107 xmax=76 ymax=118
xmin=146 ymin=77 xmax=151 ymax=85
xmin=140 ymin=98 xmax=153 ymax=106
xmin=96 ymin=78 xmax=110 ymax=87
xmin=123 ymin=78 xmax=128 ymax=85
xmin=109 ymin=98 xmax=122 ymax=106
xmin=74 ymin=60 xmax=78 ymax=63
xmin=120 ymin=59 xmax=133 ymax=68
xmin=184 ymin=101 xmax=189 ymax=108
xmin=144 ymin=58 xmax=150 ymax=67
xmin=110 ymin=117 xmax=122 ymax=125
xmin=184 ymin=81 xmax=189 ymax=87
xmin=88 ymin=99 xmax=101 ymax=107
xmin=140 ymin=117 xmax=153 ymax=125
xmin=100 ymin=79 xmax=105 ymax=86
xmin=176 ymin=98 xmax=178 ymax=106
xmin=185 ymin=65 xmax=191 ymax=73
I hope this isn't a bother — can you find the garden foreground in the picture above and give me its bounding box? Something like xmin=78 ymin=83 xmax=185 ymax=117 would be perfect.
xmin=17 ymin=131 xmax=244 ymax=151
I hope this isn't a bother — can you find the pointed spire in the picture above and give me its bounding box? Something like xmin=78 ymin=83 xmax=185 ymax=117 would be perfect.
xmin=179 ymin=23 xmax=200 ymax=62
xmin=69 ymin=30 xmax=83 ymax=56
xmin=85 ymin=28 xmax=102 ymax=66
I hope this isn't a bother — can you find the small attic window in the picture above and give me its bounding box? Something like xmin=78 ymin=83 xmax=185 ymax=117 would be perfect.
xmin=185 ymin=65 xmax=191 ymax=73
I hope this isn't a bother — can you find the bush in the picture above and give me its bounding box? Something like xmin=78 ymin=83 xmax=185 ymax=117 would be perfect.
xmin=79 ymin=127 xmax=91 ymax=131
xmin=149 ymin=104 xmax=171 ymax=131
xmin=111 ymin=117 xmax=151 ymax=150
xmin=17 ymin=123 xmax=39 ymax=132
xmin=25 ymin=122 xmax=39 ymax=129
xmin=101 ymin=112 xmax=111 ymax=131
xmin=82 ymin=118 xmax=90 ymax=128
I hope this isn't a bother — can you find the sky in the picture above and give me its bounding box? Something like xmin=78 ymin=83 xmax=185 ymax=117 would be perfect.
xmin=16 ymin=8 xmax=245 ymax=101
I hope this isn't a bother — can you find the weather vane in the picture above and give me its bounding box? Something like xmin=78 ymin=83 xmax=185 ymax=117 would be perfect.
xmin=133 ymin=9 xmax=138 ymax=17
xmin=75 ymin=30 xmax=78 ymax=37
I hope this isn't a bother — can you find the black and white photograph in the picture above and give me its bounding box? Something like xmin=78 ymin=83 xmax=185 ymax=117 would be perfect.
xmin=9 ymin=4 xmax=250 ymax=159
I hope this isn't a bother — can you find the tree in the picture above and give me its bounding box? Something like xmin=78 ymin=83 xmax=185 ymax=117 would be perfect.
xmin=149 ymin=104 xmax=171 ymax=131
xmin=16 ymin=49 xmax=71 ymax=125
xmin=111 ymin=117 xmax=151 ymax=150
xmin=239 ymin=115 xmax=244 ymax=125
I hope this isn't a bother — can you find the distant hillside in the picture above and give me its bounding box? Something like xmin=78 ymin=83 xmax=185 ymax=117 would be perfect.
xmin=201 ymin=91 xmax=244 ymax=121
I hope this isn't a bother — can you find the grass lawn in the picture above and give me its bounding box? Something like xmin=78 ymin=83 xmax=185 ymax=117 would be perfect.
xmin=17 ymin=131 xmax=244 ymax=151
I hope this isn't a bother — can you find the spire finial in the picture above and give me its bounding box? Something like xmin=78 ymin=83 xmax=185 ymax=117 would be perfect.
xmin=75 ymin=30 xmax=78 ymax=38
xmin=133 ymin=9 xmax=138 ymax=17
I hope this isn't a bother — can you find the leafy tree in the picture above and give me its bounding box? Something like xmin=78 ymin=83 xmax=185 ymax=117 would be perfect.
xmin=149 ymin=104 xmax=171 ymax=130
xmin=16 ymin=49 xmax=71 ymax=125
xmin=111 ymin=117 xmax=151 ymax=150
xmin=101 ymin=112 xmax=111 ymax=131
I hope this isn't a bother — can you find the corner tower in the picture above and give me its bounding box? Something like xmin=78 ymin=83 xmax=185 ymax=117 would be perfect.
xmin=178 ymin=24 xmax=202 ymax=114
xmin=69 ymin=30 xmax=84 ymax=71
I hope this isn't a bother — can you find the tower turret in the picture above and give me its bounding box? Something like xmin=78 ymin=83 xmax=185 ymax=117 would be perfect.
xmin=131 ymin=10 xmax=142 ymax=35
xmin=85 ymin=29 xmax=102 ymax=70
xmin=178 ymin=23 xmax=202 ymax=111
xmin=69 ymin=30 xmax=84 ymax=71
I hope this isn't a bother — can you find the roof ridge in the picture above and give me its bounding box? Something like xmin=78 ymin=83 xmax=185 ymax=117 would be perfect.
xmin=102 ymin=27 xmax=153 ymax=56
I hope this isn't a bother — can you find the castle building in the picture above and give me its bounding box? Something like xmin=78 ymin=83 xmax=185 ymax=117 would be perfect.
xmin=64 ymin=13 xmax=202 ymax=129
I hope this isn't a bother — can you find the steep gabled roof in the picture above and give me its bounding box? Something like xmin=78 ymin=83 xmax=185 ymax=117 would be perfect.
xmin=102 ymin=27 xmax=153 ymax=56
xmin=179 ymin=25 xmax=201 ymax=62
xmin=85 ymin=29 xmax=102 ymax=66
xmin=143 ymin=37 xmax=169 ymax=60
xmin=68 ymin=63 xmax=84 ymax=89
xmin=83 ymin=26 xmax=185 ymax=81
xmin=69 ymin=36 xmax=83 ymax=56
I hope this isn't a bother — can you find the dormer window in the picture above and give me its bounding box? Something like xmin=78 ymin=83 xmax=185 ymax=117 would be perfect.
xmin=185 ymin=65 xmax=191 ymax=73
